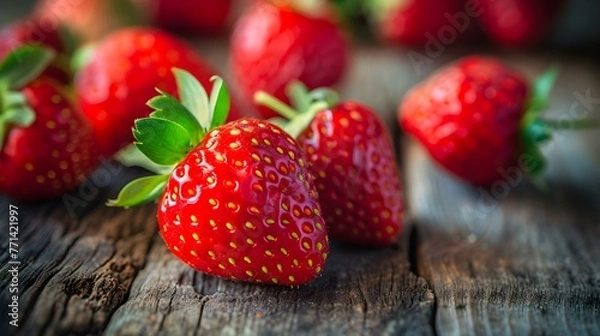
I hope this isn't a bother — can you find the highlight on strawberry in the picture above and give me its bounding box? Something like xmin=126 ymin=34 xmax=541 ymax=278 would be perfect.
xmin=399 ymin=56 xmax=595 ymax=187
xmin=255 ymin=82 xmax=405 ymax=247
xmin=109 ymin=68 xmax=329 ymax=286
xmin=0 ymin=45 xmax=98 ymax=201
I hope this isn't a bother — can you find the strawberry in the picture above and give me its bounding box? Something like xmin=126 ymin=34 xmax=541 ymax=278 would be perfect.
xmin=75 ymin=28 xmax=244 ymax=158
xmin=399 ymin=56 xmax=590 ymax=186
xmin=0 ymin=46 xmax=98 ymax=201
xmin=0 ymin=17 xmax=74 ymax=84
xmin=366 ymin=0 xmax=472 ymax=47
xmin=137 ymin=0 xmax=233 ymax=35
xmin=230 ymin=1 xmax=349 ymax=119
xmin=109 ymin=69 xmax=329 ymax=286
xmin=255 ymin=83 xmax=404 ymax=246
xmin=478 ymin=0 xmax=564 ymax=48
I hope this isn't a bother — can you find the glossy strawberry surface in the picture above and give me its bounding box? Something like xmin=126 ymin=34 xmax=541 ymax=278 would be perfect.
xmin=157 ymin=119 xmax=329 ymax=286
xmin=76 ymin=28 xmax=243 ymax=157
xmin=0 ymin=79 xmax=98 ymax=200
xmin=297 ymin=102 xmax=404 ymax=246
xmin=230 ymin=3 xmax=349 ymax=118
xmin=399 ymin=56 xmax=529 ymax=186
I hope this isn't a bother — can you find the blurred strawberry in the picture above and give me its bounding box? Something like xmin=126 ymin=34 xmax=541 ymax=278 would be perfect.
xmin=34 ymin=0 xmax=142 ymax=42
xmin=367 ymin=0 xmax=475 ymax=48
xmin=76 ymin=28 xmax=245 ymax=157
xmin=137 ymin=0 xmax=233 ymax=35
xmin=230 ymin=1 xmax=349 ymax=118
xmin=478 ymin=0 xmax=564 ymax=47
xmin=0 ymin=46 xmax=98 ymax=201
xmin=399 ymin=56 xmax=592 ymax=186
xmin=0 ymin=17 xmax=73 ymax=84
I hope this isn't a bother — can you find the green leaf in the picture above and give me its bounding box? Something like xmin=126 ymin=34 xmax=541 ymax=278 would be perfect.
xmin=71 ymin=44 xmax=97 ymax=73
xmin=106 ymin=174 xmax=168 ymax=208
xmin=523 ymin=119 xmax=552 ymax=144
xmin=526 ymin=67 xmax=559 ymax=117
xmin=148 ymin=89 xmax=203 ymax=143
xmin=0 ymin=90 xmax=36 ymax=150
xmin=209 ymin=76 xmax=230 ymax=129
xmin=173 ymin=68 xmax=210 ymax=130
xmin=116 ymin=144 xmax=174 ymax=175
xmin=0 ymin=45 xmax=55 ymax=89
xmin=133 ymin=118 xmax=193 ymax=165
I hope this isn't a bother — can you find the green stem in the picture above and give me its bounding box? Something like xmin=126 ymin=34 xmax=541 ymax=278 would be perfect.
xmin=309 ymin=88 xmax=340 ymax=108
xmin=116 ymin=144 xmax=175 ymax=175
xmin=254 ymin=91 xmax=299 ymax=120
xmin=286 ymin=81 xmax=312 ymax=113
xmin=543 ymin=118 xmax=597 ymax=130
xmin=281 ymin=102 xmax=328 ymax=138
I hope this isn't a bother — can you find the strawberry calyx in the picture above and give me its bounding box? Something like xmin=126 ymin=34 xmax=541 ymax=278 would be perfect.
xmin=0 ymin=45 xmax=55 ymax=150
xmin=519 ymin=67 xmax=596 ymax=178
xmin=254 ymin=81 xmax=338 ymax=138
xmin=107 ymin=68 xmax=231 ymax=208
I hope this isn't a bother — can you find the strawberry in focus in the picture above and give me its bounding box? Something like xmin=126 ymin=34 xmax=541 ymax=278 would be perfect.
xmin=0 ymin=46 xmax=98 ymax=201
xmin=109 ymin=69 xmax=329 ymax=286
xmin=230 ymin=1 xmax=349 ymax=119
xmin=76 ymin=28 xmax=244 ymax=158
xmin=256 ymin=83 xmax=404 ymax=246
xmin=399 ymin=56 xmax=588 ymax=186
xmin=478 ymin=0 xmax=564 ymax=48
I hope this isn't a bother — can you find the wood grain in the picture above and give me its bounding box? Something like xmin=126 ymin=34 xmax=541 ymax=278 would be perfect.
xmin=0 ymin=167 xmax=159 ymax=335
xmin=104 ymin=236 xmax=434 ymax=336
xmin=405 ymin=143 xmax=600 ymax=336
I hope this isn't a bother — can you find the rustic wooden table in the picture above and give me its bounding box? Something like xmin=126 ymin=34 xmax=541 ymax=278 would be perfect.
xmin=1 ymin=3 xmax=600 ymax=336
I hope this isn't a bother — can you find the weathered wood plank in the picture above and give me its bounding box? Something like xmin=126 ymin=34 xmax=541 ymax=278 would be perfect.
xmin=405 ymin=143 xmax=600 ymax=336
xmin=104 ymin=235 xmax=434 ymax=336
xmin=0 ymin=167 xmax=159 ymax=335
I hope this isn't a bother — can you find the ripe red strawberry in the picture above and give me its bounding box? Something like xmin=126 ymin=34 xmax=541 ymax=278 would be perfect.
xmin=230 ymin=1 xmax=349 ymax=119
xmin=0 ymin=18 xmax=73 ymax=84
xmin=399 ymin=56 xmax=584 ymax=186
xmin=255 ymin=83 xmax=404 ymax=246
xmin=109 ymin=69 xmax=329 ymax=286
xmin=0 ymin=46 xmax=98 ymax=201
xmin=76 ymin=28 xmax=244 ymax=158
xmin=0 ymin=19 xmax=64 ymax=59
xmin=138 ymin=0 xmax=233 ymax=35
xmin=367 ymin=0 xmax=472 ymax=47
xmin=478 ymin=0 xmax=564 ymax=47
